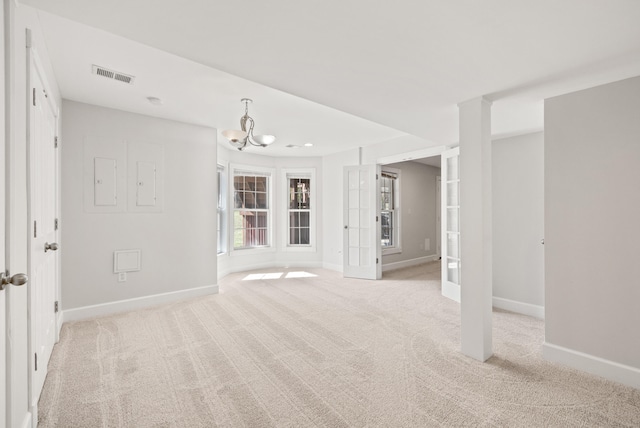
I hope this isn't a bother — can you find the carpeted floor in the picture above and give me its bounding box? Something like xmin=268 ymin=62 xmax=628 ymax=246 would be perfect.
xmin=38 ymin=262 xmax=640 ymax=427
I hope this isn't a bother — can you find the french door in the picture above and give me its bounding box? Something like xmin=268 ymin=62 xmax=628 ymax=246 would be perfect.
xmin=343 ymin=164 xmax=381 ymax=280
xmin=441 ymin=148 xmax=461 ymax=301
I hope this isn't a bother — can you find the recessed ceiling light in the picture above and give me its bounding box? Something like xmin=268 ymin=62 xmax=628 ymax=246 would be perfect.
xmin=304 ymin=143 xmax=313 ymax=147
xmin=147 ymin=96 xmax=163 ymax=106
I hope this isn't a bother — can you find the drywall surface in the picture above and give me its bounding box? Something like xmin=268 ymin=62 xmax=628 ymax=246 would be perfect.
xmin=382 ymin=161 xmax=440 ymax=266
xmin=61 ymin=101 xmax=217 ymax=310
xmin=545 ymin=76 xmax=640 ymax=368
xmin=492 ymin=132 xmax=544 ymax=307
xmin=321 ymin=148 xmax=360 ymax=271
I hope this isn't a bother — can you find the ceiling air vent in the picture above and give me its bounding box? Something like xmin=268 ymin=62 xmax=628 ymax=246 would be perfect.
xmin=92 ymin=65 xmax=135 ymax=85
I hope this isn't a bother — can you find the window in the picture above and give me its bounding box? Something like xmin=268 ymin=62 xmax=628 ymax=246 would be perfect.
xmin=380 ymin=168 xmax=400 ymax=253
xmin=282 ymin=168 xmax=316 ymax=251
xmin=217 ymin=164 xmax=226 ymax=254
xmin=232 ymin=168 xmax=272 ymax=249
xmin=288 ymin=175 xmax=311 ymax=246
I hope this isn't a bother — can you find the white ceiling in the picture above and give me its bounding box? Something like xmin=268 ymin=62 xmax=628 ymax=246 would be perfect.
xmin=22 ymin=0 xmax=640 ymax=157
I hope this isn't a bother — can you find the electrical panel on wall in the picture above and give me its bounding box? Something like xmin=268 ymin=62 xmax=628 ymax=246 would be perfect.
xmin=84 ymin=137 xmax=164 ymax=213
xmin=127 ymin=142 xmax=164 ymax=213
xmin=84 ymin=136 xmax=127 ymax=213
xmin=136 ymin=161 xmax=157 ymax=206
xmin=93 ymin=157 xmax=118 ymax=206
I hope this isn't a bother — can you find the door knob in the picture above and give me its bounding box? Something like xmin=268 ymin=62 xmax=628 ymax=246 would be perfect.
xmin=0 ymin=271 xmax=28 ymax=291
xmin=44 ymin=242 xmax=59 ymax=252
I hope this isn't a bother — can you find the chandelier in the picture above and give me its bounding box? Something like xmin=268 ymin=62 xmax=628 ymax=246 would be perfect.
xmin=222 ymin=98 xmax=276 ymax=151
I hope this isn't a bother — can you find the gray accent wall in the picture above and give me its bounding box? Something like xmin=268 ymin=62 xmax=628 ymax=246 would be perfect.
xmin=61 ymin=101 xmax=218 ymax=310
xmin=545 ymin=76 xmax=640 ymax=368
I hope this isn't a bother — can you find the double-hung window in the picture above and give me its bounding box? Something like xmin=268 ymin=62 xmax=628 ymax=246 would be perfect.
xmin=283 ymin=169 xmax=315 ymax=250
xmin=381 ymin=168 xmax=400 ymax=253
xmin=232 ymin=167 xmax=272 ymax=249
xmin=288 ymin=175 xmax=311 ymax=246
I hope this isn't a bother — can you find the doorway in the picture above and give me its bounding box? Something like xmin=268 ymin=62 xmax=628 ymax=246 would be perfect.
xmin=378 ymin=155 xmax=442 ymax=275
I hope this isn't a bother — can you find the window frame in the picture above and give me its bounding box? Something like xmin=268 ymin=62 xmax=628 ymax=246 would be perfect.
xmin=229 ymin=163 xmax=276 ymax=255
xmin=217 ymin=163 xmax=227 ymax=255
xmin=281 ymin=168 xmax=316 ymax=252
xmin=381 ymin=167 xmax=401 ymax=255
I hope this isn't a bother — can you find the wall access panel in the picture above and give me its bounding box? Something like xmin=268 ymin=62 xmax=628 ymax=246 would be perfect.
xmin=83 ymin=136 xmax=127 ymax=212
xmin=127 ymin=141 xmax=164 ymax=212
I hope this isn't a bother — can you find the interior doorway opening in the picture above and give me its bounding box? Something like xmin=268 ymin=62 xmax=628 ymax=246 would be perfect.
xmin=378 ymin=154 xmax=442 ymax=277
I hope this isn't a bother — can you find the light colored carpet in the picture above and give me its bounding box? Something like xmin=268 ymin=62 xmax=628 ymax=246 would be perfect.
xmin=39 ymin=262 xmax=640 ymax=427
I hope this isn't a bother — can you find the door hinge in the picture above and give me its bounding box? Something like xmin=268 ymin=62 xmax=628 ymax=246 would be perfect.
xmin=376 ymin=258 xmax=379 ymax=264
xmin=376 ymin=174 xmax=379 ymax=179
xmin=34 ymin=353 xmax=38 ymax=371
xmin=54 ymin=218 xmax=59 ymax=230
xmin=376 ymin=216 xmax=378 ymax=222
xmin=54 ymin=136 xmax=59 ymax=148
xmin=32 ymin=88 xmax=36 ymax=106
xmin=34 ymin=220 xmax=37 ymax=238
xmin=55 ymin=301 xmax=59 ymax=313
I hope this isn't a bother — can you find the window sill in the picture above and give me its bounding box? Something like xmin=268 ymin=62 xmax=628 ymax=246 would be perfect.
xmin=230 ymin=246 xmax=276 ymax=257
xmin=282 ymin=245 xmax=316 ymax=253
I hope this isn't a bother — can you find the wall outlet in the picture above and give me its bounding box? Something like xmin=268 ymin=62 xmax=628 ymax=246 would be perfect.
xmin=118 ymin=272 xmax=127 ymax=282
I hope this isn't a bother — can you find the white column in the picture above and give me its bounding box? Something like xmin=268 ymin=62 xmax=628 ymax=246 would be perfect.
xmin=458 ymin=96 xmax=493 ymax=361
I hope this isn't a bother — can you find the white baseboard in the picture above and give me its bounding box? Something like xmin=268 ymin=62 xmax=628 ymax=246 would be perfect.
xmin=62 ymin=284 xmax=218 ymax=322
xmin=382 ymin=255 xmax=439 ymax=272
xmin=492 ymin=296 xmax=544 ymax=319
xmin=322 ymin=262 xmax=343 ymax=273
xmin=543 ymin=342 xmax=640 ymax=390
xmin=21 ymin=412 xmax=33 ymax=428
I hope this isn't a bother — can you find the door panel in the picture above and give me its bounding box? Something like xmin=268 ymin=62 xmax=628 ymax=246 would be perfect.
xmin=1 ymin=20 xmax=6 ymax=425
xmin=441 ymin=148 xmax=461 ymax=301
xmin=343 ymin=165 xmax=381 ymax=280
xmin=28 ymin=49 xmax=58 ymax=412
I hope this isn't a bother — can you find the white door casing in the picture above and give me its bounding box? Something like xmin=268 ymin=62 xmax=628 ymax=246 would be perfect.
xmin=343 ymin=164 xmax=381 ymax=280
xmin=27 ymin=47 xmax=59 ymax=415
xmin=441 ymin=148 xmax=461 ymax=301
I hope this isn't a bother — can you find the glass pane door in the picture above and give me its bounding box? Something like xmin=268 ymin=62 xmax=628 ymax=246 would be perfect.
xmin=441 ymin=147 xmax=461 ymax=301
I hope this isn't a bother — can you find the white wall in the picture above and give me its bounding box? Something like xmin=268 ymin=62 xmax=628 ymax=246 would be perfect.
xmin=61 ymin=101 xmax=217 ymax=313
xmin=382 ymin=161 xmax=440 ymax=268
xmin=321 ymin=148 xmax=359 ymax=271
xmin=8 ymin=4 xmax=62 ymax=427
xmin=545 ymin=75 xmax=640 ymax=388
xmin=492 ymin=132 xmax=544 ymax=318
xmin=217 ymin=145 xmax=324 ymax=278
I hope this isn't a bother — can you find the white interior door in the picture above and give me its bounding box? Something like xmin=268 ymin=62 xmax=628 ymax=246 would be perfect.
xmin=441 ymin=148 xmax=461 ymax=301
xmin=1 ymin=25 xmax=6 ymax=427
xmin=1 ymin=6 xmax=7 ymax=425
xmin=28 ymin=49 xmax=59 ymax=413
xmin=343 ymin=164 xmax=381 ymax=280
